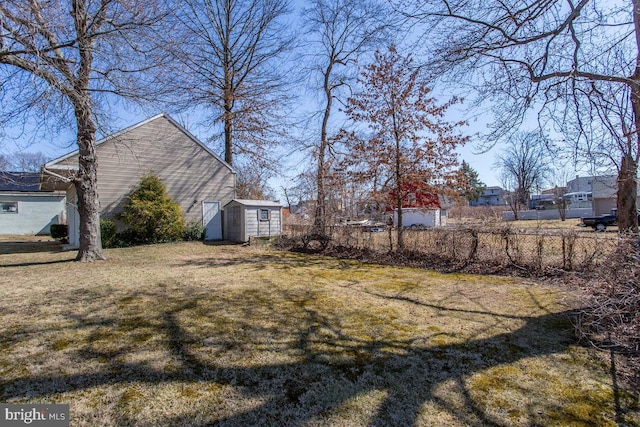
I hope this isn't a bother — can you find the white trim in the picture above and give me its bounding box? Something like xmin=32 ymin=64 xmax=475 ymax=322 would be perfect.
xmin=42 ymin=167 xmax=74 ymax=181
xmin=0 ymin=192 xmax=65 ymax=198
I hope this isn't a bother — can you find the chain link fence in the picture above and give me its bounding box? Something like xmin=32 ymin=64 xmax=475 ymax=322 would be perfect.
xmin=282 ymin=224 xmax=618 ymax=273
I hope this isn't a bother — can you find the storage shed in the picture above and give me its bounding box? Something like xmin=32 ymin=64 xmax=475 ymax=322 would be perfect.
xmin=224 ymin=199 xmax=282 ymax=243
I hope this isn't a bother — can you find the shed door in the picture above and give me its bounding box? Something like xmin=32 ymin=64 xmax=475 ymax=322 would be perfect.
xmin=202 ymin=201 xmax=222 ymax=240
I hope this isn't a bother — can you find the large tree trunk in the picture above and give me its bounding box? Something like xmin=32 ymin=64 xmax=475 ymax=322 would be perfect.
xmin=314 ymin=62 xmax=334 ymax=232
xmin=616 ymin=2 xmax=640 ymax=233
xmin=617 ymin=153 xmax=638 ymax=232
xmin=74 ymin=106 xmax=106 ymax=262
xmin=72 ymin=4 xmax=105 ymax=262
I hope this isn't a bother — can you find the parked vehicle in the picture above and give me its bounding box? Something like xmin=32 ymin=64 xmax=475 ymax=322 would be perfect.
xmin=580 ymin=209 xmax=639 ymax=231
xmin=580 ymin=213 xmax=617 ymax=231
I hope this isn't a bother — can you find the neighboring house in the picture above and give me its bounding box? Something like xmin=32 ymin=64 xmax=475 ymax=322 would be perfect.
xmin=562 ymin=191 xmax=592 ymax=209
xmin=591 ymin=176 xmax=619 ymax=216
xmin=41 ymin=114 xmax=236 ymax=247
xmin=224 ymin=199 xmax=282 ymax=242
xmin=528 ymin=193 xmax=555 ymax=210
xmin=387 ymin=187 xmax=450 ymax=227
xmin=470 ymin=186 xmax=507 ymax=206
xmin=565 ymin=175 xmax=640 ymax=215
xmin=0 ymin=172 xmax=66 ymax=235
xmin=566 ymin=175 xmax=597 ymax=193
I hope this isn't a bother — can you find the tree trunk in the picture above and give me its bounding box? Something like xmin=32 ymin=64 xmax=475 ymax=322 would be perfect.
xmin=617 ymin=153 xmax=638 ymax=232
xmin=396 ymin=201 xmax=404 ymax=252
xmin=74 ymin=106 xmax=106 ymax=262
xmin=619 ymin=3 xmax=640 ymax=233
xmin=314 ymin=61 xmax=334 ymax=232
xmin=72 ymin=4 xmax=105 ymax=262
xmin=224 ymin=100 xmax=233 ymax=165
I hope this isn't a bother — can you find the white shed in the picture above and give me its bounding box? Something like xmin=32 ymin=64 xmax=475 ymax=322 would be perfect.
xmin=392 ymin=207 xmax=446 ymax=228
xmin=224 ymin=199 xmax=282 ymax=242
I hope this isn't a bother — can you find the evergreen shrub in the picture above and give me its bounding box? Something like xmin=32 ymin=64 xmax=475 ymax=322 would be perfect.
xmin=117 ymin=175 xmax=185 ymax=243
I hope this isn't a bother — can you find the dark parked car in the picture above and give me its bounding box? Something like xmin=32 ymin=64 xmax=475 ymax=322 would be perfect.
xmin=580 ymin=209 xmax=640 ymax=231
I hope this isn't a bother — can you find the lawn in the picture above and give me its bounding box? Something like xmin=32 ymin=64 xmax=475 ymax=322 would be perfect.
xmin=0 ymin=239 xmax=638 ymax=426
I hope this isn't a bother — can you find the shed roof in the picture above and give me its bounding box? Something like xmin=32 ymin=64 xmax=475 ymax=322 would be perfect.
xmin=227 ymin=199 xmax=282 ymax=207
xmin=0 ymin=172 xmax=42 ymax=192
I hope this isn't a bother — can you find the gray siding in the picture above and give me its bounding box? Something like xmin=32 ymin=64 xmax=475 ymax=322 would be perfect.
xmin=223 ymin=200 xmax=282 ymax=242
xmin=244 ymin=207 xmax=281 ymax=241
xmin=52 ymin=115 xmax=235 ymax=224
xmin=224 ymin=204 xmax=242 ymax=242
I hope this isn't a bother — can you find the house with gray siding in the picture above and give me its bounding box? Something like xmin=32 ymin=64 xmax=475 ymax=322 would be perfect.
xmin=224 ymin=199 xmax=282 ymax=243
xmin=566 ymin=174 xmax=640 ymax=216
xmin=0 ymin=172 xmax=66 ymax=235
xmin=469 ymin=186 xmax=507 ymax=206
xmin=42 ymin=114 xmax=236 ymax=247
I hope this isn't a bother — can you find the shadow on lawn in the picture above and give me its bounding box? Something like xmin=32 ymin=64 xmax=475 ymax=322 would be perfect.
xmin=2 ymin=288 xmax=611 ymax=426
xmin=0 ymin=240 xmax=64 ymax=255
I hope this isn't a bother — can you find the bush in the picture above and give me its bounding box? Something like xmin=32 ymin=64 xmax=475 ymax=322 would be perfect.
xmin=50 ymin=224 xmax=68 ymax=240
xmin=114 ymin=229 xmax=145 ymax=247
xmin=183 ymin=221 xmax=205 ymax=241
xmin=116 ymin=175 xmax=185 ymax=243
xmin=100 ymin=219 xmax=117 ymax=248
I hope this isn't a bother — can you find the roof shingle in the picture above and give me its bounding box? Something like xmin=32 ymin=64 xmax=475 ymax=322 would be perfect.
xmin=0 ymin=172 xmax=42 ymax=192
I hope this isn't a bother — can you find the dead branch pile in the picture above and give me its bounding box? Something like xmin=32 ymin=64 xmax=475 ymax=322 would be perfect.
xmin=575 ymin=235 xmax=640 ymax=389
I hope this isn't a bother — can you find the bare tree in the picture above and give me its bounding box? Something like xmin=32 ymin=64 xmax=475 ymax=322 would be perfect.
xmin=282 ymin=167 xmax=317 ymax=213
xmin=0 ymin=154 xmax=11 ymax=171
xmin=167 ymin=0 xmax=294 ymax=171
xmin=403 ymin=0 xmax=640 ymax=231
xmin=499 ymin=169 xmax=522 ymax=220
xmin=12 ymin=151 xmax=48 ymax=173
xmin=496 ymin=131 xmax=551 ymax=208
xmin=234 ymin=161 xmax=275 ymax=200
xmin=0 ymin=0 xmax=167 ymax=261
xmin=342 ymin=46 xmax=467 ymax=251
xmin=303 ymin=0 xmax=390 ymax=231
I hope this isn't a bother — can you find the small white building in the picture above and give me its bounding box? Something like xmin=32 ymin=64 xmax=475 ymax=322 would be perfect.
xmin=224 ymin=199 xmax=282 ymax=243
xmin=392 ymin=208 xmax=446 ymax=228
xmin=0 ymin=172 xmax=66 ymax=235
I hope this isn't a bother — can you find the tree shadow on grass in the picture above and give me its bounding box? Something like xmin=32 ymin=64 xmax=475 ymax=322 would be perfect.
xmin=0 ymin=240 xmax=64 ymax=255
xmin=0 ymin=277 xmax=629 ymax=426
xmin=0 ymin=258 xmax=75 ymax=268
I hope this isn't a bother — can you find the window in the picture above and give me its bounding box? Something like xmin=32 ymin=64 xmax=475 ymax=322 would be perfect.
xmin=1 ymin=201 xmax=18 ymax=213
xmin=259 ymin=208 xmax=270 ymax=221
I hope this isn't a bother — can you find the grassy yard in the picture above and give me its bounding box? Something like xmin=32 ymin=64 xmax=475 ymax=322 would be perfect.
xmin=0 ymin=239 xmax=638 ymax=426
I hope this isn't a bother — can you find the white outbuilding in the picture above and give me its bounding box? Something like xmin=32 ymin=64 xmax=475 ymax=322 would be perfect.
xmin=223 ymin=199 xmax=282 ymax=243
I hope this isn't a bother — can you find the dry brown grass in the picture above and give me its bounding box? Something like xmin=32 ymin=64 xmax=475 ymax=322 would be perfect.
xmin=0 ymin=240 xmax=638 ymax=426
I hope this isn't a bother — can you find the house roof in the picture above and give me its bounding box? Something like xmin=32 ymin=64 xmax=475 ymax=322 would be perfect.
xmin=0 ymin=172 xmax=42 ymax=192
xmin=387 ymin=183 xmax=442 ymax=211
xmin=44 ymin=113 xmax=235 ymax=173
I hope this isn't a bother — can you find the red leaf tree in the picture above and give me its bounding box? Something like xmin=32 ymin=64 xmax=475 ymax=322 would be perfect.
xmin=342 ymin=46 xmax=468 ymax=251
